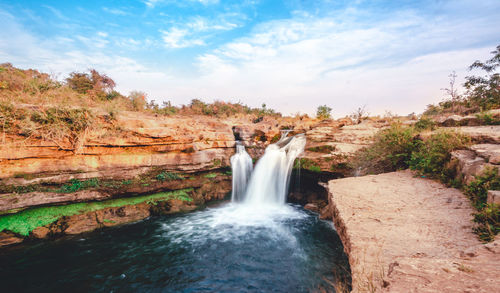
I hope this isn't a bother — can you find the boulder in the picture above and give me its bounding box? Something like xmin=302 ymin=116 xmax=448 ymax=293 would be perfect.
xmin=470 ymin=144 xmax=500 ymax=164
xmin=31 ymin=226 xmax=50 ymax=239
xmin=0 ymin=231 xmax=23 ymax=246
xmin=61 ymin=212 xmax=101 ymax=235
xmin=438 ymin=115 xmax=480 ymax=127
xmin=304 ymin=203 xmax=319 ymax=213
xmin=95 ymin=204 xmax=151 ymax=227
xmin=487 ymin=190 xmax=500 ymax=205
xmin=454 ymin=126 xmax=500 ymax=144
xmin=450 ymin=150 xmax=487 ymax=184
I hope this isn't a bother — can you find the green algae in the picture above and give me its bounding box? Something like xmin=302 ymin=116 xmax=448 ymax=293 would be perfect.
xmin=0 ymin=189 xmax=193 ymax=236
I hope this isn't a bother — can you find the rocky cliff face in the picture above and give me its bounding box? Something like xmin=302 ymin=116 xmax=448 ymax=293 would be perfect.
xmin=0 ymin=110 xmax=384 ymax=246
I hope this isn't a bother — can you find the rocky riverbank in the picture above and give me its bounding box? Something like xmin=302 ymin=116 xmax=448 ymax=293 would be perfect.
xmin=328 ymin=170 xmax=500 ymax=292
xmin=0 ymin=108 xmax=387 ymax=247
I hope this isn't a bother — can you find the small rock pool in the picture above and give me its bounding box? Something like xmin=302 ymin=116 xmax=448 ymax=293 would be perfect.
xmin=0 ymin=203 xmax=350 ymax=292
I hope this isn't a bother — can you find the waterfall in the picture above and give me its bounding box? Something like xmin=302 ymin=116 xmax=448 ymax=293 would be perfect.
xmin=230 ymin=143 xmax=253 ymax=202
xmin=243 ymin=132 xmax=306 ymax=206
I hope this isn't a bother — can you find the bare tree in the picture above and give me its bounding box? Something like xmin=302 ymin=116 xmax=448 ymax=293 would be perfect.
xmin=351 ymin=105 xmax=369 ymax=124
xmin=441 ymin=71 xmax=460 ymax=113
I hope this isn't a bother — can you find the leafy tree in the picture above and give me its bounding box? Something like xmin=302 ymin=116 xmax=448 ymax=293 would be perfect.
xmin=316 ymin=105 xmax=332 ymax=119
xmin=129 ymin=91 xmax=147 ymax=111
xmin=90 ymin=69 xmax=115 ymax=94
xmin=66 ymin=69 xmax=116 ymax=99
xmin=464 ymin=45 xmax=500 ymax=111
xmin=66 ymin=72 xmax=93 ymax=94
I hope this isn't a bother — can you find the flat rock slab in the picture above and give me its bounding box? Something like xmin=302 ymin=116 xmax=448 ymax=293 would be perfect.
xmin=454 ymin=125 xmax=500 ymax=143
xmin=328 ymin=170 xmax=500 ymax=293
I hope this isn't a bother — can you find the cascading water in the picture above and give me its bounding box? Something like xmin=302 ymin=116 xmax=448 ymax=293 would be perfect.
xmin=230 ymin=143 xmax=253 ymax=202
xmin=0 ymin=130 xmax=351 ymax=292
xmin=241 ymin=132 xmax=306 ymax=206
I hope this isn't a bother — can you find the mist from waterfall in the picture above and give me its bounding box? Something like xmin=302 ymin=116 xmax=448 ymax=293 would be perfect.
xmin=230 ymin=143 xmax=253 ymax=202
xmin=230 ymin=131 xmax=306 ymax=206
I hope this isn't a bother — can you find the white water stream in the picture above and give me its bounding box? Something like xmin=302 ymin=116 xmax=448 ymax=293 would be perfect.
xmin=230 ymin=143 xmax=253 ymax=202
xmin=230 ymin=132 xmax=306 ymax=207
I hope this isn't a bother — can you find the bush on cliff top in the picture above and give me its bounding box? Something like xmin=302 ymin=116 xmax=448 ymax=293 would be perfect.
xmin=0 ymin=63 xmax=281 ymax=119
xmin=353 ymin=123 xmax=469 ymax=177
xmin=353 ymin=123 xmax=420 ymax=174
xmin=465 ymin=168 xmax=500 ymax=242
xmin=0 ymin=189 xmax=193 ymax=236
xmin=409 ymin=131 xmax=470 ymax=177
xmin=355 ymin=123 xmax=499 ymax=242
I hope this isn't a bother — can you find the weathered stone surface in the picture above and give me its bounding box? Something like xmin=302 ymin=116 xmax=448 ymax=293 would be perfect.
xmin=0 ymin=190 xmax=110 ymax=214
xmin=0 ymin=231 xmax=23 ymax=246
xmin=0 ymin=175 xmax=233 ymax=246
xmin=95 ymin=204 xmax=152 ymax=228
xmin=31 ymin=226 xmax=50 ymax=239
xmin=328 ymin=170 xmax=500 ymax=293
xmin=453 ymin=125 xmax=500 ymax=144
xmin=438 ymin=114 xmax=480 ymax=127
xmin=470 ymin=144 xmax=500 ymax=164
xmin=450 ymin=150 xmax=487 ymax=184
xmin=487 ymin=190 xmax=500 ymax=205
xmin=61 ymin=203 xmax=152 ymax=235
xmin=304 ymin=203 xmax=319 ymax=213
xmin=302 ymin=119 xmax=386 ymax=174
xmin=61 ymin=212 xmax=101 ymax=235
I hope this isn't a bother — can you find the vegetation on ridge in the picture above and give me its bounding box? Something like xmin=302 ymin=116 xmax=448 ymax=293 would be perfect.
xmin=353 ymin=121 xmax=499 ymax=241
xmin=424 ymin=45 xmax=500 ymax=115
xmin=0 ymin=62 xmax=281 ymax=150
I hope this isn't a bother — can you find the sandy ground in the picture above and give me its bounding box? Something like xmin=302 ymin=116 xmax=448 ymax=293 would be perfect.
xmin=328 ymin=170 xmax=499 ymax=293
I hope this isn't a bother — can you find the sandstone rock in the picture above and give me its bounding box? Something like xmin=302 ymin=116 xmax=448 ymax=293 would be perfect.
xmin=61 ymin=213 xmax=101 ymax=235
xmin=328 ymin=171 xmax=500 ymax=292
xmin=487 ymin=190 xmax=500 ymax=205
xmin=470 ymin=144 xmax=500 ymax=164
xmin=453 ymin=126 xmax=500 ymax=144
xmin=438 ymin=114 xmax=480 ymax=127
xmin=31 ymin=226 xmax=50 ymax=239
xmin=450 ymin=150 xmax=487 ymax=184
xmin=0 ymin=231 xmax=23 ymax=246
xmin=0 ymin=190 xmax=110 ymax=214
xmin=95 ymin=204 xmax=151 ymax=227
xmin=301 ymin=120 xmax=385 ymax=174
xmin=62 ymin=203 xmax=152 ymax=234
xmin=484 ymin=236 xmax=500 ymax=254
xmin=304 ymin=203 xmax=319 ymax=213
xmin=319 ymin=204 xmax=332 ymax=220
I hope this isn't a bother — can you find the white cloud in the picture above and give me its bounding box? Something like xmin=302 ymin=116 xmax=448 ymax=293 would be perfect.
xmin=187 ymin=16 xmax=238 ymax=31
xmin=0 ymin=9 xmax=171 ymax=99
xmin=168 ymin=4 xmax=499 ymax=116
xmin=143 ymin=0 xmax=160 ymax=8
xmin=161 ymin=27 xmax=205 ymax=48
xmin=102 ymin=7 xmax=128 ymax=16
xmin=160 ymin=15 xmax=242 ymax=49
xmin=198 ymin=0 xmax=220 ymax=5
xmin=1 ymin=2 xmax=499 ymax=116
xmin=143 ymin=0 xmax=219 ymax=8
xmin=42 ymin=5 xmax=69 ymax=21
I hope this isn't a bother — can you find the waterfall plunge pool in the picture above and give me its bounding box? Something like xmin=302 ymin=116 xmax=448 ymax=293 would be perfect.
xmin=0 ymin=202 xmax=351 ymax=292
xmin=0 ymin=132 xmax=351 ymax=292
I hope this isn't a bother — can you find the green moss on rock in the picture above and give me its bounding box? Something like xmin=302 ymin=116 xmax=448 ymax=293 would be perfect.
xmin=0 ymin=189 xmax=192 ymax=236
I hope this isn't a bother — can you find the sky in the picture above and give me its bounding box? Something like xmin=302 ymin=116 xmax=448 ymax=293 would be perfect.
xmin=0 ymin=0 xmax=499 ymax=117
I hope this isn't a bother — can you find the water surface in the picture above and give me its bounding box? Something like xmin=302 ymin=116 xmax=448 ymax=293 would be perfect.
xmin=0 ymin=203 xmax=350 ymax=292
